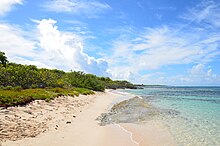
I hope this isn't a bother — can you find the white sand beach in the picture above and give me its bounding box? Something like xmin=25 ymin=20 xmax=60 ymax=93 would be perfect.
xmin=1 ymin=90 xmax=176 ymax=146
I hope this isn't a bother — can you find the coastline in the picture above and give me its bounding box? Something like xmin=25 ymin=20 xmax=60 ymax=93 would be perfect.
xmin=1 ymin=90 xmax=176 ymax=146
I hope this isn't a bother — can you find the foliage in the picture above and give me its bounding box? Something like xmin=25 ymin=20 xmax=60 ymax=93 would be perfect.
xmin=0 ymin=62 xmax=105 ymax=91
xmin=47 ymin=87 xmax=94 ymax=96
xmin=0 ymin=88 xmax=57 ymax=107
xmin=0 ymin=51 xmax=8 ymax=67
xmin=0 ymin=51 xmax=137 ymax=107
xmin=0 ymin=63 xmax=66 ymax=89
xmin=0 ymin=51 xmax=136 ymax=92
xmin=67 ymin=72 xmax=105 ymax=91
xmin=0 ymin=88 xmax=93 ymax=107
xmin=73 ymin=87 xmax=94 ymax=95
xmin=98 ymin=77 xmax=137 ymax=89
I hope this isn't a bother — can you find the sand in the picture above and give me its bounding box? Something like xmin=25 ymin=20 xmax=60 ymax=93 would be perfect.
xmin=1 ymin=90 xmax=176 ymax=146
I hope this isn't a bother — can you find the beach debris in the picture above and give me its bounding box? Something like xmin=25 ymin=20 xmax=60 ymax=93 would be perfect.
xmin=24 ymin=110 xmax=32 ymax=115
xmin=66 ymin=121 xmax=71 ymax=124
xmin=55 ymin=124 xmax=59 ymax=130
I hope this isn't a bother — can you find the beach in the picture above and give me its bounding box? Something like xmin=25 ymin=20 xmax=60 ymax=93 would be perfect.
xmin=1 ymin=0 xmax=219 ymax=145
xmin=1 ymin=90 xmax=175 ymax=146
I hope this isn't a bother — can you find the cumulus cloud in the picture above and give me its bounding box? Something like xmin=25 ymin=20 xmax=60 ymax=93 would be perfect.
xmin=12 ymin=57 xmax=52 ymax=69
xmin=0 ymin=0 xmax=23 ymax=16
xmin=0 ymin=23 xmax=36 ymax=59
xmin=36 ymin=19 xmax=109 ymax=75
xmin=189 ymin=64 xmax=206 ymax=75
xmin=42 ymin=0 xmax=111 ymax=18
xmin=186 ymin=64 xmax=219 ymax=84
xmin=0 ymin=19 xmax=109 ymax=76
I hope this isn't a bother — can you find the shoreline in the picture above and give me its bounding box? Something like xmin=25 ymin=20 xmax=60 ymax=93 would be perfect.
xmin=1 ymin=90 xmax=176 ymax=146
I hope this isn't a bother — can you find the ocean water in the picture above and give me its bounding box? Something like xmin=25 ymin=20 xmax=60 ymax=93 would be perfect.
xmin=120 ymin=86 xmax=220 ymax=146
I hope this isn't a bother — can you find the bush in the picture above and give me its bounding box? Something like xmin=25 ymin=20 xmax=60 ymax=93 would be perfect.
xmin=0 ymin=53 xmax=135 ymax=92
xmin=0 ymin=87 xmax=95 ymax=107
xmin=3 ymin=86 xmax=13 ymax=90
xmin=13 ymin=86 xmax=22 ymax=91
xmin=73 ymin=88 xmax=94 ymax=95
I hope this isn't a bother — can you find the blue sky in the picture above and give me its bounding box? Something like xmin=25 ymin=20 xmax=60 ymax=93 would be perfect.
xmin=0 ymin=0 xmax=220 ymax=85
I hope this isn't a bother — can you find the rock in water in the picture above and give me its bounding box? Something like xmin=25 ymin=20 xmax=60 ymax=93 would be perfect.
xmin=97 ymin=96 xmax=159 ymax=126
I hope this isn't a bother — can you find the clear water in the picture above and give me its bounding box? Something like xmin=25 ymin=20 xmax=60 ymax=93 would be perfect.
xmin=120 ymin=86 xmax=220 ymax=146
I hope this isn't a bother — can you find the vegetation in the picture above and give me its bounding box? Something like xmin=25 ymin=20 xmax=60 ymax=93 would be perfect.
xmin=0 ymin=51 xmax=8 ymax=67
xmin=0 ymin=63 xmax=104 ymax=91
xmin=99 ymin=77 xmax=138 ymax=89
xmin=0 ymin=88 xmax=94 ymax=107
xmin=67 ymin=72 xmax=105 ymax=91
xmin=0 ymin=51 xmax=137 ymax=107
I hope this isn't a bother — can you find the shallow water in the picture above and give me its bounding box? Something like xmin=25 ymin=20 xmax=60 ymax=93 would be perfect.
xmin=120 ymin=86 xmax=220 ymax=146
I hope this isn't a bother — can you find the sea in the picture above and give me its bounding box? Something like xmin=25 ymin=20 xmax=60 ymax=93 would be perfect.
xmin=119 ymin=86 xmax=220 ymax=146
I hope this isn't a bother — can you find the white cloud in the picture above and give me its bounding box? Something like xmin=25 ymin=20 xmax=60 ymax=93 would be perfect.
xmin=106 ymin=24 xmax=220 ymax=84
xmin=106 ymin=25 xmax=220 ymax=81
xmin=0 ymin=23 xmax=36 ymax=59
xmin=0 ymin=19 xmax=109 ymax=76
xmin=135 ymin=64 xmax=220 ymax=85
xmin=36 ymin=19 xmax=109 ymax=76
xmin=181 ymin=0 xmax=220 ymax=27
xmin=42 ymin=0 xmax=111 ymax=18
xmin=107 ymin=0 xmax=220 ymax=84
xmin=150 ymin=6 xmax=176 ymax=11
xmin=12 ymin=57 xmax=52 ymax=69
xmin=189 ymin=64 xmax=205 ymax=75
xmin=182 ymin=64 xmax=219 ymax=85
xmin=0 ymin=22 xmax=52 ymax=68
xmin=137 ymin=2 xmax=144 ymax=10
xmin=0 ymin=0 xmax=23 ymax=16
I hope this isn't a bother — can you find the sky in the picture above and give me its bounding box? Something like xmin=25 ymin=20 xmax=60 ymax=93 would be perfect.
xmin=0 ymin=0 xmax=220 ymax=85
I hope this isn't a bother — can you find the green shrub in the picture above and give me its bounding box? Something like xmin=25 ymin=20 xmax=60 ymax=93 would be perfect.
xmin=13 ymin=86 xmax=22 ymax=91
xmin=0 ymin=51 xmax=136 ymax=107
xmin=73 ymin=88 xmax=94 ymax=95
xmin=4 ymin=86 xmax=13 ymax=90
xmin=0 ymin=88 xmax=96 ymax=107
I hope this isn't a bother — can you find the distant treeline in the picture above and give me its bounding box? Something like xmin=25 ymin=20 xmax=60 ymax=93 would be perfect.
xmin=0 ymin=51 xmax=137 ymax=91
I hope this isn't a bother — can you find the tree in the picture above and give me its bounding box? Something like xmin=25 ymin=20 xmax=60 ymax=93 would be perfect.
xmin=0 ymin=51 xmax=8 ymax=67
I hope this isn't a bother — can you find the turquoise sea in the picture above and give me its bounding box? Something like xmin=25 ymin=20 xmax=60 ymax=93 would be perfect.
xmin=120 ymin=86 xmax=220 ymax=146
